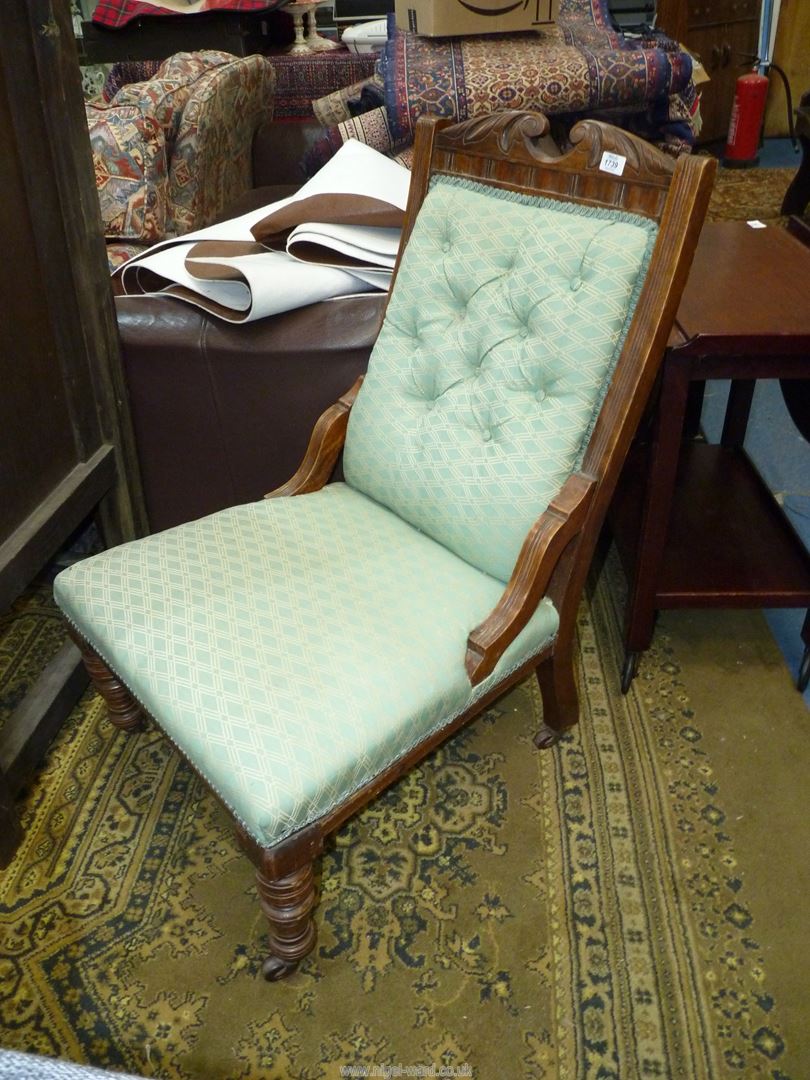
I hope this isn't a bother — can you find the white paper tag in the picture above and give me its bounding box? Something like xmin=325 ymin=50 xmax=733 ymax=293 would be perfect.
xmin=746 ymin=219 xmax=767 ymax=229
xmin=599 ymin=151 xmax=627 ymax=177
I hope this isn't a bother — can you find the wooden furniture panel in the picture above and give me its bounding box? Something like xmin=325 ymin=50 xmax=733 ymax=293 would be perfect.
xmin=0 ymin=0 xmax=146 ymax=867
xmin=0 ymin=68 xmax=78 ymax=532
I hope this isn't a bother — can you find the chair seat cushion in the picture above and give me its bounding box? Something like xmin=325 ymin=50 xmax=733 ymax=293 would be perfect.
xmin=54 ymin=484 xmax=558 ymax=848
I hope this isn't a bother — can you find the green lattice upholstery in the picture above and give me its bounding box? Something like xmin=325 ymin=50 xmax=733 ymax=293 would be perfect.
xmin=54 ymin=485 xmax=558 ymax=847
xmin=343 ymin=178 xmax=657 ymax=583
xmin=54 ymin=173 xmax=659 ymax=853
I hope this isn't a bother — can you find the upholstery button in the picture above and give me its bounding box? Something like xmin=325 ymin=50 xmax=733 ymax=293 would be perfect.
xmin=536 ymin=389 xmax=546 ymax=402
xmin=520 ymin=327 xmax=530 ymax=339
xmin=570 ymin=277 xmax=583 ymax=292
xmin=442 ymin=242 xmax=450 ymax=253
xmin=482 ymin=429 xmax=492 ymax=442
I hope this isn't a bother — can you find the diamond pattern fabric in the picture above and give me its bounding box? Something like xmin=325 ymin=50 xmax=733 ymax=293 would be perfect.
xmin=54 ymin=485 xmax=558 ymax=848
xmin=343 ymin=178 xmax=657 ymax=583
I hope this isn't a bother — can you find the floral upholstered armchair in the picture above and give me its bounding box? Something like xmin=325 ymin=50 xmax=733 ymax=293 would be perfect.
xmin=85 ymin=50 xmax=275 ymax=270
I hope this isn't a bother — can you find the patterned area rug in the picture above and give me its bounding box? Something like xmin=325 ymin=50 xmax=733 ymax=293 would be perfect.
xmin=707 ymin=165 xmax=795 ymax=225
xmin=0 ymin=551 xmax=792 ymax=1079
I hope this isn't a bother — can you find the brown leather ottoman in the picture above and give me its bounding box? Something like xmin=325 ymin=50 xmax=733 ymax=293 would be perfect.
xmin=116 ymin=293 xmax=386 ymax=533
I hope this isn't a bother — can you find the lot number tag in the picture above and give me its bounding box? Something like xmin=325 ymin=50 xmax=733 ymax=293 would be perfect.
xmin=599 ymin=151 xmax=626 ymax=177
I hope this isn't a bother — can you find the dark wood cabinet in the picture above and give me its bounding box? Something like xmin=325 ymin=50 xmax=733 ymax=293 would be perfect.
xmin=79 ymin=10 xmax=282 ymax=63
xmin=0 ymin=0 xmax=146 ymax=865
xmin=658 ymin=0 xmax=762 ymax=144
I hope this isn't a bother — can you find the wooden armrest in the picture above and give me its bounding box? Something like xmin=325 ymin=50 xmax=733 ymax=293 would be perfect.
xmin=465 ymin=473 xmax=596 ymax=685
xmin=266 ymin=376 xmax=364 ymax=498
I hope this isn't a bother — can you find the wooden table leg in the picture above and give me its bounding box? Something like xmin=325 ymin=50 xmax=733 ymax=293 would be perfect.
xmin=721 ymin=379 xmax=756 ymax=448
xmin=781 ymin=105 xmax=810 ymax=218
xmin=684 ymin=380 xmax=707 ymax=439
xmin=622 ymin=353 xmax=693 ymax=690
xmin=799 ymin=610 xmax=810 ymax=693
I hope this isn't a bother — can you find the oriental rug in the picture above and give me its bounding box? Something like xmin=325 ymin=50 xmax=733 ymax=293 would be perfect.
xmin=707 ymin=165 xmax=795 ymax=225
xmin=304 ymin=1 xmax=699 ymax=175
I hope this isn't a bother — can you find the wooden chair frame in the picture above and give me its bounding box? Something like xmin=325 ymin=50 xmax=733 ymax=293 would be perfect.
xmin=72 ymin=111 xmax=715 ymax=980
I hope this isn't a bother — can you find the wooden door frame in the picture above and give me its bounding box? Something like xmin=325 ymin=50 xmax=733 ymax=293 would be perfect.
xmin=0 ymin=0 xmax=148 ymax=864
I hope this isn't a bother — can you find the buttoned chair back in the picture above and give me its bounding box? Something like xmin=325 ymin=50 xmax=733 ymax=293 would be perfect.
xmin=343 ymin=168 xmax=657 ymax=584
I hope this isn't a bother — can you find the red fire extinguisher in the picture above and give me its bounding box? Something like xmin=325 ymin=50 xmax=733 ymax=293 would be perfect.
xmin=724 ymin=70 xmax=770 ymax=167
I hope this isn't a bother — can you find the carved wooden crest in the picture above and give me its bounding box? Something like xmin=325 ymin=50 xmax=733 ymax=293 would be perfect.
xmin=436 ymin=109 xmax=676 ymax=180
xmin=432 ymin=109 xmax=679 ymax=218
xmin=568 ymin=118 xmax=676 ymax=179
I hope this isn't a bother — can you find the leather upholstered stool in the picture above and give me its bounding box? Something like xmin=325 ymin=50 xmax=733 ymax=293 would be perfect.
xmin=114 ymin=118 xmax=386 ymax=534
xmin=117 ymin=291 xmax=386 ymax=532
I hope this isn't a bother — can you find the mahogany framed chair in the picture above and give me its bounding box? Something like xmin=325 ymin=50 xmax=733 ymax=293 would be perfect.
xmin=54 ymin=111 xmax=715 ymax=980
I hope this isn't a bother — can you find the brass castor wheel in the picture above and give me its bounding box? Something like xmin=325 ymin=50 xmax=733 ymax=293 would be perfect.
xmin=621 ymin=651 xmax=639 ymax=695
xmin=533 ymin=724 xmax=562 ymax=749
xmin=798 ymin=646 xmax=810 ymax=694
xmin=262 ymin=954 xmax=299 ymax=981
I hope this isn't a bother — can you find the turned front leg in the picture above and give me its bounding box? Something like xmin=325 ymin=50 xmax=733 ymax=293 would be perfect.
xmin=256 ymin=862 xmax=318 ymax=981
xmin=69 ymin=631 xmax=145 ymax=733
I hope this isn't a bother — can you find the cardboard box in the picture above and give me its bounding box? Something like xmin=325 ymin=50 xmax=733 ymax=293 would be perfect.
xmin=395 ymin=0 xmax=558 ymax=37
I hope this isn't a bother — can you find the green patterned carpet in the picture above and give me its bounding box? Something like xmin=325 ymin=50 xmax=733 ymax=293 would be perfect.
xmin=1 ymin=166 xmax=804 ymax=1079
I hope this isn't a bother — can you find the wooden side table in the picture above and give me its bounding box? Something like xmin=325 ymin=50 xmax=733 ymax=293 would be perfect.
xmin=610 ymin=219 xmax=810 ymax=692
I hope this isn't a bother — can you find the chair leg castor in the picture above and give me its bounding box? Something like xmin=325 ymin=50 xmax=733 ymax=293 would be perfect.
xmin=533 ymin=724 xmax=562 ymax=749
xmin=261 ymin=954 xmax=300 ymax=981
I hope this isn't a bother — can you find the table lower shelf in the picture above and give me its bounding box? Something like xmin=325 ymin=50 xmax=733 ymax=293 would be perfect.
xmin=611 ymin=440 xmax=810 ymax=608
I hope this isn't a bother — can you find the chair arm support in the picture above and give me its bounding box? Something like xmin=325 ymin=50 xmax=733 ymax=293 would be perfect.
xmin=266 ymin=376 xmax=364 ymax=498
xmin=465 ymin=472 xmax=596 ymax=685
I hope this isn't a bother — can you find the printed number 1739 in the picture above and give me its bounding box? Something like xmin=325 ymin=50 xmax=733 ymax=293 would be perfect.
xmin=599 ymin=151 xmax=627 ymax=177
